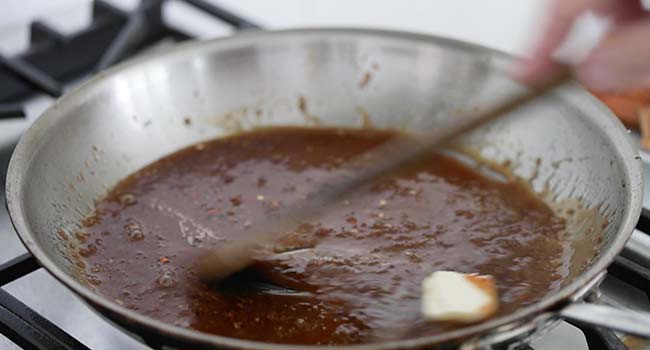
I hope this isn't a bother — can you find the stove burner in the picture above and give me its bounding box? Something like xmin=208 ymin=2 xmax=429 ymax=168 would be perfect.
xmin=0 ymin=1 xmax=647 ymax=349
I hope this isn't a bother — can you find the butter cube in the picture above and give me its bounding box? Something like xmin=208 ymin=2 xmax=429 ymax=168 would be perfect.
xmin=421 ymin=271 xmax=499 ymax=323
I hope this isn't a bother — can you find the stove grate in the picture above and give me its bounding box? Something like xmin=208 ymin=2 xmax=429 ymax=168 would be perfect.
xmin=0 ymin=253 xmax=85 ymax=350
xmin=581 ymin=327 xmax=629 ymax=350
xmin=0 ymin=0 xmax=260 ymax=118
xmin=0 ymin=104 xmax=24 ymax=120
xmin=0 ymin=288 xmax=90 ymax=350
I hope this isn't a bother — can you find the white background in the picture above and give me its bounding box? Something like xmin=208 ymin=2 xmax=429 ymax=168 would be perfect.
xmin=2 ymin=0 xmax=547 ymax=55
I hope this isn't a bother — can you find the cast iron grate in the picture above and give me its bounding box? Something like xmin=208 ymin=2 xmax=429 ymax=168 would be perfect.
xmin=0 ymin=1 xmax=645 ymax=349
xmin=0 ymin=0 xmax=259 ymax=119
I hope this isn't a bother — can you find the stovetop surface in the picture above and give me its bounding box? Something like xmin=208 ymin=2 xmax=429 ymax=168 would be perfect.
xmin=2 ymin=1 xmax=650 ymax=349
xmin=0 ymin=149 xmax=149 ymax=349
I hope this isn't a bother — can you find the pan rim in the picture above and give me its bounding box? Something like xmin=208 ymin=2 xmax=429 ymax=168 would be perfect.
xmin=5 ymin=27 xmax=643 ymax=350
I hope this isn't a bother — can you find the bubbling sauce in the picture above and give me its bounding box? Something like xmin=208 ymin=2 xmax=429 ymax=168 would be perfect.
xmin=79 ymin=127 xmax=568 ymax=345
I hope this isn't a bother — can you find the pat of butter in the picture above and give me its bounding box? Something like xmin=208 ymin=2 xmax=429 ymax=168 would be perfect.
xmin=421 ymin=271 xmax=499 ymax=323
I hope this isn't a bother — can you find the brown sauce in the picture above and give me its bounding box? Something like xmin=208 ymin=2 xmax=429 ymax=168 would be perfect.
xmin=79 ymin=127 xmax=568 ymax=345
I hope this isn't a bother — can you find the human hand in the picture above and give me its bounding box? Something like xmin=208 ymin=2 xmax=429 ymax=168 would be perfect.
xmin=516 ymin=0 xmax=650 ymax=92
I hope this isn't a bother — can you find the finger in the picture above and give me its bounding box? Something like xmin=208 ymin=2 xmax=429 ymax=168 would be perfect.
xmin=605 ymin=0 xmax=646 ymax=23
xmin=515 ymin=0 xmax=642 ymax=84
xmin=515 ymin=0 xmax=595 ymax=83
xmin=578 ymin=19 xmax=650 ymax=91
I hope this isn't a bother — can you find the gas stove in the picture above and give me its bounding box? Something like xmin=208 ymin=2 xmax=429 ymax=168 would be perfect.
xmin=1 ymin=1 xmax=650 ymax=349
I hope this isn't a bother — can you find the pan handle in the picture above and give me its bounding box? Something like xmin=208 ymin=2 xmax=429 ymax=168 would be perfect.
xmin=559 ymin=303 xmax=650 ymax=338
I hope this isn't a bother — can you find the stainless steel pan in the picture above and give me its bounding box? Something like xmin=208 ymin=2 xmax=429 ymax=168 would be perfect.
xmin=5 ymin=28 xmax=649 ymax=349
